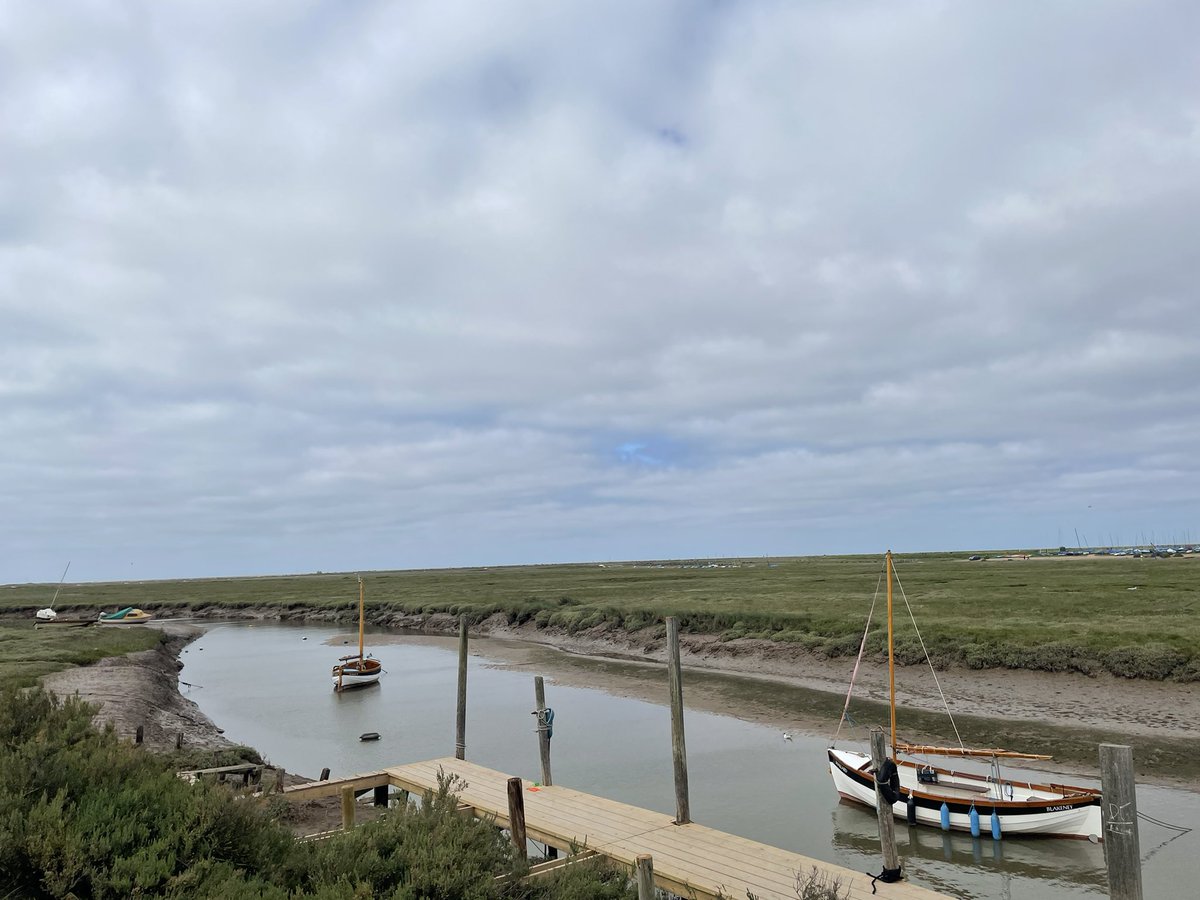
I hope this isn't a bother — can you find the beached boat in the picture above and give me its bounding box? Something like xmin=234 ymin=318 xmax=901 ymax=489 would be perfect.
xmin=332 ymin=577 xmax=383 ymax=691
xmin=97 ymin=607 xmax=154 ymax=625
xmin=828 ymin=551 xmax=1102 ymax=840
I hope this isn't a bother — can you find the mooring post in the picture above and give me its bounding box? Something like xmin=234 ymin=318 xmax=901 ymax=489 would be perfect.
xmin=533 ymin=675 xmax=553 ymax=786
xmin=666 ymin=616 xmax=691 ymax=825
xmin=870 ymin=728 xmax=901 ymax=875
xmin=455 ymin=614 xmax=468 ymax=760
xmin=506 ymin=776 xmax=527 ymax=856
xmin=636 ymin=853 xmax=655 ymax=900
xmin=275 ymin=767 xmax=286 ymax=793
xmin=1100 ymin=743 xmax=1142 ymax=900
xmin=175 ymin=731 xmax=183 ymax=750
xmin=319 ymin=767 xmax=330 ymax=781
xmin=373 ymin=784 xmax=389 ymax=807
xmin=135 ymin=725 xmax=144 ymax=745
xmin=341 ymin=786 xmax=355 ymax=831
xmin=533 ymin=675 xmax=558 ymax=859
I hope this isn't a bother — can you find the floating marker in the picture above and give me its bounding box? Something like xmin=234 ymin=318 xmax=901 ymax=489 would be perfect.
xmin=991 ymin=809 xmax=1002 ymax=840
xmin=940 ymin=802 xmax=951 ymax=831
xmin=969 ymin=805 xmax=981 ymax=838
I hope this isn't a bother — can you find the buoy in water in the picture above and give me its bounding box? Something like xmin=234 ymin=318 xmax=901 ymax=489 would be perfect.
xmin=359 ymin=732 xmax=380 ymax=742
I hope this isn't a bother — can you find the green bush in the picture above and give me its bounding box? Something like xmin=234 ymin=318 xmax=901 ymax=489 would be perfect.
xmin=0 ymin=689 xmax=636 ymax=900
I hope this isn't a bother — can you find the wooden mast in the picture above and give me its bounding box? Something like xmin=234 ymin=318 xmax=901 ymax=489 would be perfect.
xmin=355 ymin=578 xmax=364 ymax=662
xmin=886 ymin=550 xmax=896 ymax=761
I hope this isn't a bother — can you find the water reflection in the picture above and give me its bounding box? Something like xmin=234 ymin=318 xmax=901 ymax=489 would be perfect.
xmin=181 ymin=622 xmax=1195 ymax=900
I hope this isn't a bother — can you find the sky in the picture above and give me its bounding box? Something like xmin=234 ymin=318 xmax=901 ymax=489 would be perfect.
xmin=3 ymin=0 xmax=1199 ymax=584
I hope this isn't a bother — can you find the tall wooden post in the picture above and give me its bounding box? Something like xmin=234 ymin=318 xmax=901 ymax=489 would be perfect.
xmin=341 ymin=786 xmax=355 ymax=831
xmin=373 ymin=785 xmax=389 ymax=807
xmin=533 ymin=676 xmax=553 ymax=786
xmin=666 ymin=616 xmax=690 ymax=825
xmin=1100 ymin=744 xmax=1142 ymax=900
xmin=455 ymin=615 xmax=468 ymax=760
xmin=506 ymin=777 xmax=527 ymax=856
xmin=870 ymin=728 xmax=900 ymax=874
xmin=275 ymin=767 xmax=286 ymax=794
xmin=636 ymin=854 xmax=655 ymax=900
xmin=135 ymin=725 xmax=144 ymax=745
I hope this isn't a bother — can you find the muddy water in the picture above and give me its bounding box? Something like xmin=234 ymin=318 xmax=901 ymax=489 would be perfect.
xmin=181 ymin=622 xmax=1199 ymax=900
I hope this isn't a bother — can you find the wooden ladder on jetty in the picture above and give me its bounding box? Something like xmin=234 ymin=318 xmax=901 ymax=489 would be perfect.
xmin=284 ymin=756 xmax=953 ymax=900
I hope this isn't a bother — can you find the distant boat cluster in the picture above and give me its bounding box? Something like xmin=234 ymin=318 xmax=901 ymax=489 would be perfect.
xmin=1042 ymin=545 xmax=1198 ymax=558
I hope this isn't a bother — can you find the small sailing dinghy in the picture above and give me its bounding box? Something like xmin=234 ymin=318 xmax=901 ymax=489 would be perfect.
xmin=828 ymin=551 xmax=1102 ymax=840
xmin=332 ymin=576 xmax=383 ymax=691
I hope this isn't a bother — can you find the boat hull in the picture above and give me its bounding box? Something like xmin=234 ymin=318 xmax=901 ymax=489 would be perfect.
xmin=97 ymin=609 xmax=153 ymax=625
xmin=332 ymin=658 xmax=383 ymax=691
xmin=828 ymin=748 xmax=1103 ymax=840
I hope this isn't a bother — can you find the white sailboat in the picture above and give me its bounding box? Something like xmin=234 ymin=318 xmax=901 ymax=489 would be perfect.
xmin=828 ymin=551 xmax=1102 ymax=840
xmin=331 ymin=576 xmax=383 ymax=691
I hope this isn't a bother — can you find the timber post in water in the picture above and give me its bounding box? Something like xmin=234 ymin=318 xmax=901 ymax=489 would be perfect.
xmin=135 ymin=725 xmax=143 ymax=745
xmin=341 ymin=787 xmax=355 ymax=831
xmin=1100 ymin=744 xmax=1142 ymax=900
xmin=636 ymin=854 xmax=655 ymax=900
xmin=533 ymin=675 xmax=552 ymax=787
xmin=870 ymin=728 xmax=901 ymax=876
xmin=455 ymin=614 xmax=468 ymax=760
xmin=506 ymin=776 xmax=527 ymax=856
xmin=666 ymin=616 xmax=691 ymax=825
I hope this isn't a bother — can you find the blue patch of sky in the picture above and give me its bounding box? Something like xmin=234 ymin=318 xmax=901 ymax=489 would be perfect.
xmin=603 ymin=433 xmax=704 ymax=469
xmin=656 ymin=126 xmax=687 ymax=146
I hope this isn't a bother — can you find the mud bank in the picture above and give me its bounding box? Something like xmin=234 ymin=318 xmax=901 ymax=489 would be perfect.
xmin=41 ymin=622 xmax=235 ymax=753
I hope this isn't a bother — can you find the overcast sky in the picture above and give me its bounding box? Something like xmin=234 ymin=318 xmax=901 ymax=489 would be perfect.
xmin=3 ymin=0 xmax=1199 ymax=584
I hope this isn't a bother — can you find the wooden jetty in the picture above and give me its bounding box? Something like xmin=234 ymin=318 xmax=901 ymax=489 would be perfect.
xmin=284 ymin=757 xmax=951 ymax=900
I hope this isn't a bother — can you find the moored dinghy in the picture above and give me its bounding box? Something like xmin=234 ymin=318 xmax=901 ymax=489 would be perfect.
xmin=827 ymin=551 xmax=1102 ymax=840
xmin=332 ymin=576 xmax=383 ymax=691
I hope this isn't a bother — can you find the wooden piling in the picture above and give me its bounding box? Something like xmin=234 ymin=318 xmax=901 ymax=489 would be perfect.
xmin=666 ymin=616 xmax=690 ymax=825
xmin=455 ymin=614 xmax=468 ymax=760
xmin=870 ymin=728 xmax=900 ymax=875
xmin=506 ymin=776 xmax=527 ymax=856
xmin=1100 ymin=743 xmax=1142 ymax=900
xmin=135 ymin=725 xmax=144 ymax=745
xmin=341 ymin=787 xmax=355 ymax=831
xmin=175 ymin=731 xmax=183 ymax=750
xmin=276 ymin=767 xmax=286 ymax=794
xmin=636 ymin=853 xmax=655 ymax=900
xmin=373 ymin=785 xmax=389 ymax=807
xmin=533 ymin=676 xmax=553 ymax=787
xmin=319 ymin=767 xmax=330 ymax=781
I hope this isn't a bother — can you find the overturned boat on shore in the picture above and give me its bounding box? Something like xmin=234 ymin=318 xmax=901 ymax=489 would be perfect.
xmin=98 ymin=607 xmax=154 ymax=625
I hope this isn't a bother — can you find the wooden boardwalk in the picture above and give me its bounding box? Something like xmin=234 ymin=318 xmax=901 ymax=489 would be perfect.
xmin=381 ymin=757 xmax=951 ymax=900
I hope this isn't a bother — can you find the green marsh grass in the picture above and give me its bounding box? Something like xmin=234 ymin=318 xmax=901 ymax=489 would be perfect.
xmin=3 ymin=551 xmax=1197 ymax=680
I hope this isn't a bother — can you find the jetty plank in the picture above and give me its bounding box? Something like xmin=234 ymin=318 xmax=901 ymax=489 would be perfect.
xmin=384 ymin=757 xmax=950 ymax=900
